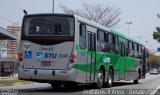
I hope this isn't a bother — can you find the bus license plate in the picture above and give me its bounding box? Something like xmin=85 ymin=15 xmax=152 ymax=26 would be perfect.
xmin=41 ymin=61 xmax=51 ymax=66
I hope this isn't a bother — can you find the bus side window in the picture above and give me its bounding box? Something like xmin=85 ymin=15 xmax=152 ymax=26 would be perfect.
xmin=97 ymin=30 xmax=108 ymax=52
xmin=126 ymin=40 xmax=130 ymax=56
xmin=110 ymin=34 xmax=114 ymax=53
xmin=108 ymin=33 xmax=112 ymax=53
xmin=105 ymin=33 xmax=111 ymax=52
xmin=111 ymin=34 xmax=118 ymax=54
xmin=137 ymin=44 xmax=139 ymax=58
xmin=139 ymin=45 xmax=142 ymax=59
xmin=139 ymin=46 xmax=143 ymax=59
xmin=115 ymin=36 xmax=119 ymax=54
xmin=128 ymin=41 xmax=133 ymax=57
xmin=134 ymin=44 xmax=138 ymax=58
xmin=120 ymin=43 xmax=125 ymax=56
xmin=79 ymin=23 xmax=86 ymax=49
xmin=97 ymin=30 xmax=103 ymax=52
xmin=132 ymin=43 xmax=135 ymax=57
xmin=142 ymin=46 xmax=144 ymax=59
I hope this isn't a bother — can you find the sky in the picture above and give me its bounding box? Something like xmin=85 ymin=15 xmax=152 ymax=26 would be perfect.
xmin=0 ymin=0 xmax=160 ymax=55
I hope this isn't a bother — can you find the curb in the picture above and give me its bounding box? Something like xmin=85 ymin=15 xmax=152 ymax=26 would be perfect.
xmin=13 ymin=81 xmax=33 ymax=86
xmin=0 ymin=77 xmax=18 ymax=80
xmin=151 ymin=85 xmax=160 ymax=95
xmin=146 ymin=73 xmax=150 ymax=77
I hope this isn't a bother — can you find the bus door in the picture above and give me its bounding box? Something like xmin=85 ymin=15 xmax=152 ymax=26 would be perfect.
xmin=87 ymin=32 xmax=96 ymax=82
xmin=119 ymin=42 xmax=126 ymax=80
xmin=142 ymin=48 xmax=147 ymax=79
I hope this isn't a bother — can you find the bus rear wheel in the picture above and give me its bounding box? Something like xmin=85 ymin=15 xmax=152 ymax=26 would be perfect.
xmin=94 ymin=69 xmax=104 ymax=89
xmin=51 ymin=82 xmax=62 ymax=89
xmin=106 ymin=68 xmax=113 ymax=88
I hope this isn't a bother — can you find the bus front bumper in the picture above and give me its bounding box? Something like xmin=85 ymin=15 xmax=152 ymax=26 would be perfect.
xmin=18 ymin=68 xmax=77 ymax=82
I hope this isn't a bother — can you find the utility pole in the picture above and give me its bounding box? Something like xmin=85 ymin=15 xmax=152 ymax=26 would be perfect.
xmin=52 ymin=0 xmax=54 ymax=13
xmin=145 ymin=41 xmax=149 ymax=48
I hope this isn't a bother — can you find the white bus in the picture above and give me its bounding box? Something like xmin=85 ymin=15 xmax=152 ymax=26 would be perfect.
xmin=18 ymin=13 xmax=147 ymax=89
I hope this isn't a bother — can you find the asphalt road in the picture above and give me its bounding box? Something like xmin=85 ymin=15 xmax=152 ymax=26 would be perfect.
xmin=0 ymin=74 xmax=160 ymax=95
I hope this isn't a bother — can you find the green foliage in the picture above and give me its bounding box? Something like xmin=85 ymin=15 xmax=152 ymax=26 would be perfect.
xmin=0 ymin=80 xmax=31 ymax=86
xmin=153 ymin=14 xmax=160 ymax=43
xmin=153 ymin=27 xmax=160 ymax=43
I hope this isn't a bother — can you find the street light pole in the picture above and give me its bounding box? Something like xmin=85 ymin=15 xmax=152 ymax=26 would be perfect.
xmin=52 ymin=0 xmax=54 ymax=13
xmin=145 ymin=41 xmax=149 ymax=48
xmin=125 ymin=22 xmax=132 ymax=37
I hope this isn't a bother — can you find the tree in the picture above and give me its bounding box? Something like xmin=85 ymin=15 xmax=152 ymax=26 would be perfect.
xmin=153 ymin=14 xmax=160 ymax=42
xmin=148 ymin=53 xmax=160 ymax=69
xmin=60 ymin=3 xmax=121 ymax=28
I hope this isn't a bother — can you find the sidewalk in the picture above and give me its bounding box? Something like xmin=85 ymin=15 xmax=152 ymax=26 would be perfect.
xmin=0 ymin=74 xmax=18 ymax=80
xmin=145 ymin=73 xmax=150 ymax=77
xmin=0 ymin=74 xmax=34 ymax=87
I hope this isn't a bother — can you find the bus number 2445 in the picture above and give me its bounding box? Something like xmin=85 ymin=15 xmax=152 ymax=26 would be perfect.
xmin=59 ymin=54 xmax=69 ymax=58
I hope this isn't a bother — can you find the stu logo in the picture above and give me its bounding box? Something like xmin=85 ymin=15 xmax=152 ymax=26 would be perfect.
xmin=103 ymin=55 xmax=110 ymax=63
xmin=36 ymin=52 xmax=57 ymax=59
xmin=44 ymin=53 xmax=57 ymax=58
xmin=36 ymin=52 xmax=44 ymax=59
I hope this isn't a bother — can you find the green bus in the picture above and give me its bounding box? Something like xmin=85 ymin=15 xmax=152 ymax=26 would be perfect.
xmin=18 ymin=13 xmax=148 ymax=89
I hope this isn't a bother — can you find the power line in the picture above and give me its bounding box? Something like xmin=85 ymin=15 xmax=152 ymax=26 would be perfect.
xmin=0 ymin=16 xmax=15 ymax=23
xmin=0 ymin=13 xmax=15 ymax=20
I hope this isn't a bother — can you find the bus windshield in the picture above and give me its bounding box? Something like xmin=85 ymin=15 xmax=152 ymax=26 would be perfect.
xmin=23 ymin=16 xmax=74 ymax=36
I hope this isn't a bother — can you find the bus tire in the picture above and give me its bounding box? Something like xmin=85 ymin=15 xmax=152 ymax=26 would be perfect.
xmin=133 ymin=71 xmax=140 ymax=84
xmin=94 ymin=69 xmax=104 ymax=89
xmin=106 ymin=68 xmax=113 ymax=88
xmin=51 ymin=82 xmax=62 ymax=89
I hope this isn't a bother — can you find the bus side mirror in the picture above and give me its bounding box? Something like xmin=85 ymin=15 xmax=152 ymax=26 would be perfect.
xmin=23 ymin=10 xmax=28 ymax=15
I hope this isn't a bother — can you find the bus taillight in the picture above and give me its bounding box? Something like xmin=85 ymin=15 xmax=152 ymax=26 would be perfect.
xmin=18 ymin=57 xmax=23 ymax=61
xmin=17 ymin=52 xmax=23 ymax=61
xmin=70 ymin=54 xmax=75 ymax=64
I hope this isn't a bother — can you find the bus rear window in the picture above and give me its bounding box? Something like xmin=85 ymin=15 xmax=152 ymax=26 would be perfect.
xmin=23 ymin=16 xmax=74 ymax=36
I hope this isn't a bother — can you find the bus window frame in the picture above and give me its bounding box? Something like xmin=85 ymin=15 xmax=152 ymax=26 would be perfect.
xmin=79 ymin=23 xmax=87 ymax=50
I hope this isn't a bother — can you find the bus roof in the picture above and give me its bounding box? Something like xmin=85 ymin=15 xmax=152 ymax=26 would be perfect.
xmin=75 ymin=15 xmax=111 ymax=33
xmin=75 ymin=15 xmax=143 ymax=46
xmin=110 ymin=29 xmax=125 ymax=38
xmin=127 ymin=36 xmax=143 ymax=45
xmin=109 ymin=29 xmax=143 ymax=45
xmin=23 ymin=13 xmax=74 ymax=18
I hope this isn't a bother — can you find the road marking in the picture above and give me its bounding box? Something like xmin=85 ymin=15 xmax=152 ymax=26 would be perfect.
xmin=151 ymin=84 xmax=160 ymax=95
